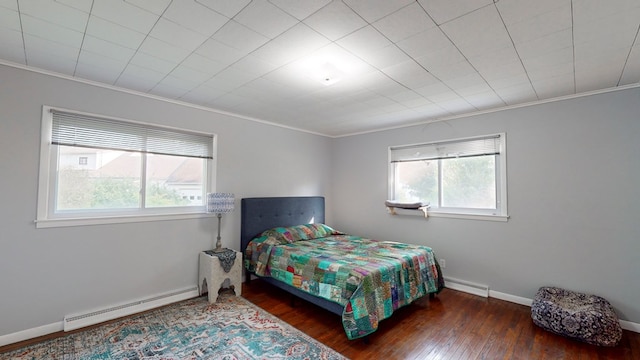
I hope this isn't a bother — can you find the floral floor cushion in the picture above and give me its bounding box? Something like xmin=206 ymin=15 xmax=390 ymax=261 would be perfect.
xmin=531 ymin=286 xmax=622 ymax=346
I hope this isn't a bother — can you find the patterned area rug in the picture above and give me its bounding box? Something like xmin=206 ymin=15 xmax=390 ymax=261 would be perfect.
xmin=2 ymin=295 xmax=347 ymax=359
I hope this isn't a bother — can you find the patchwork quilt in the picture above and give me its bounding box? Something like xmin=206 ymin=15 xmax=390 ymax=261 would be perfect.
xmin=245 ymin=224 xmax=443 ymax=340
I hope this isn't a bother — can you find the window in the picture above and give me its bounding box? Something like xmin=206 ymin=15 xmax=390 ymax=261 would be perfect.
xmin=36 ymin=106 xmax=215 ymax=227
xmin=389 ymin=133 xmax=507 ymax=220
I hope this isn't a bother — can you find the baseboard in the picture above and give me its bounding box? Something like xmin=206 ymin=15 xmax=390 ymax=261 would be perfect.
xmin=489 ymin=289 xmax=533 ymax=307
xmin=64 ymin=286 xmax=199 ymax=331
xmin=0 ymin=322 xmax=62 ymax=347
xmin=620 ymin=320 xmax=640 ymax=333
xmin=450 ymin=288 xmax=640 ymax=334
xmin=444 ymin=277 xmax=489 ymax=298
xmin=0 ymin=286 xmax=199 ymax=347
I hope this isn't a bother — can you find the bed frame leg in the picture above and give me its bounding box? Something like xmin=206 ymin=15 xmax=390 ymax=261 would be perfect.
xmin=429 ymin=293 xmax=436 ymax=299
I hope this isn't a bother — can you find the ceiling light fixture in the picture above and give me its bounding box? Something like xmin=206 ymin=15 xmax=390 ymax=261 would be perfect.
xmin=317 ymin=62 xmax=344 ymax=86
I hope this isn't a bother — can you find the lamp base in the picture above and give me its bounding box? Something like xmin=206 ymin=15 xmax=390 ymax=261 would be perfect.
xmin=211 ymin=247 xmax=229 ymax=253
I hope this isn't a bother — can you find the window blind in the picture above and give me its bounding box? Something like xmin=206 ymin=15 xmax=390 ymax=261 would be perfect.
xmin=390 ymin=134 xmax=501 ymax=163
xmin=51 ymin=110 xmax=213 ymax=159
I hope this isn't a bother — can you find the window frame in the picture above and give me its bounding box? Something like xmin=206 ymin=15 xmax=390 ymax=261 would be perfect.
xmin=388 ymin=133 xmax=508 ymax=222
xmin=36 ymin=105 xmax=217 ymax=228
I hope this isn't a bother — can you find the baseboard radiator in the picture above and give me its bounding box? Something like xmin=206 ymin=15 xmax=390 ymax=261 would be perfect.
xmin=63 ymin=287 xmax=198 ymax=331
xmin=444 ymin=277 xmax=489 ymax=298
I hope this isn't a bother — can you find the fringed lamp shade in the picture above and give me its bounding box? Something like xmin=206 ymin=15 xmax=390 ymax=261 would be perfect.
xmin=207 ymin=193 xmax=235 ymax=214
xmin=206 ymin=193 xmax=235 ymax=252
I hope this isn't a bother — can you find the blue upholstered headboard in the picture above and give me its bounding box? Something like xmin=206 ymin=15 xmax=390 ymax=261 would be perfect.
xmin=240 ymin=196 xmax=325 ymax=253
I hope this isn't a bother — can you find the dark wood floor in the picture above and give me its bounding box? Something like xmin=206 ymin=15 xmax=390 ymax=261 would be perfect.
xmin=242 ymin=280 xmax=640 ymax=360
xmin=2 ymin=281 xmax=639 ymax=359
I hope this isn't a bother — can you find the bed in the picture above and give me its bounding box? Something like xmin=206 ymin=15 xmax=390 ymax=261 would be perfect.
xmin=241 ymin=196 xmax=444 ymax=340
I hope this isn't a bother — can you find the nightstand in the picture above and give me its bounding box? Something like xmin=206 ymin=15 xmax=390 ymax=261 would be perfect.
xmin=198 ymin=249 xmax=242 ymax=303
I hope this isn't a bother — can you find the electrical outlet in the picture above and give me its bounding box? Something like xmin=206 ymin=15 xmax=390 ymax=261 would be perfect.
xmin=440 ymin=258 xmax=446 ymax=268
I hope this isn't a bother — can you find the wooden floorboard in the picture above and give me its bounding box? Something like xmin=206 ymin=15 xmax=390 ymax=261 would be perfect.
xmin=2 ymin=281 xmax=639 ymax=359
xmin=241 ymin=279 xmax=640 ymax=360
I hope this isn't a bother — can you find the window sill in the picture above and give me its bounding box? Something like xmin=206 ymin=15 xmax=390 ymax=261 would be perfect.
xmin=35 ymin=212 xmax=211 ymax=228
xmin=387 ymin=207 xmax=509 ymax=222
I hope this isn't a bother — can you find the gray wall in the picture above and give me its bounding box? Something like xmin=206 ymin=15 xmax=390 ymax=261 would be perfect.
xmin=330 ymin=86 xmax=640 ymax=324
xmin=0 ymin=64 xmax=332 ymax=337
xmin=1 ymin=62 xmax=638 ymax=340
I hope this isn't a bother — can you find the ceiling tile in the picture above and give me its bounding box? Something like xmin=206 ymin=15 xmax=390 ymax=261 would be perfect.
xmin=397 ymin=26 xmax=460 ymax=61
xmin=496 ymin=0 xmax=570 ymax=26
xmin=55 ymin=0 xmax=93 ymax=13
xmin=124 ymin=0 xmax=171 ymax=15
xmin=0 ymin=0 xmax=18 ymax=11
xmin=453 ymin=80 xmax=494 ymax=97
xmin=195 ymin=0 xmax=251 ymax=18
xmin=1 ymin=0 xmax=638 ymax=137
xmin=81 ymin=35 xmax=137 ymax=62
xmin=414 ymin=81 xmax=452 ymax=98
xmin=574 ymin=8 xmax=640 ymax=49
xmin=180 ymin=83 xmax=228 ymax=104
xmin=85 ymin=15 xmax=147 ymax=50
xmin=357 ymin=44 xmax=411 ymax=69
xmin=148 ymin=18 xmax=207 ymax=50
xmin=117 ymin=63 xmax=165 ymax=88
xmin=468 ymin=46 xmax=521 ymax=72
xmin=228 ymin=55 xmax=280 ymax=78
xmin=441 ymin=5 xmax=513 ymax=58
xmin=212 ymin=20 xmax=270 ymax=54
xmin=531 ymin=74 xmax=575 ymax=99
xmin=129 ymin=51 xmax=178 ymax=74
xmin=18 ymin=0 xmax=89 ymax=32
xmin=162 ymin=0 xmax=228 ymax=36
xmin=303 ymin=0 xmax=367 ymax=41
xmin=422 ymin=59 xmax=477 ymax=83
xmin=527 ymin=60 xmax=573 ymax=83
xmin=180 ymin=53 xmax=227 ymax=77
xmin=493 ymin=82 xmax=537 ymax=104
xmin=0 ymin=28 xmax=26 ymax=64
xmin=23 ymin=35 xmax=78 ymax=74
xmin=195 ymin=38 xmax=246 ymax=66
xmin=442 ymin=71 xmax=487 ymax=91
xmin=234 ymin=0 xmax=298 ymax=39
xmin=21 ymin=15 xmax=84 ymax=48
xmin=572 ymin=0 xmax=640 ymax=23
xmin=521 ymin=47 xmax=573 ymax=74
xmin=514 ymin=28 xmax=572 ymax=59
xmin=383 ymin=61 xmax=441 ymax=89
xmin=502 ymin=4 xmax=571 ymax=44
xmin=251 ymin=23 xmax=330 ymax=67
xmin=620 ymin=42 xmax=640 ymax=85
xmin=91 ymin=0 xmax=159 ymax=34
xmin=268 ymin=0 xmax=332 ymax=20
xmin=0 ymin=6 xmax=20 ymax=31
xmin=209 ymin=67 xmax=260 ymax=90
xmin=150 ymin=82 xmax=191 ymax=99
xmin=418 ymin=0 xmax=493 ymax=25
xmin=343 ymin=0 xmax=414 ymax=23
xmin=75 ymin=50 xmax=127 ymax=83
xmin=437 ymin=97 xmax=476 ymax=114
xmin=337 ymin=26 xmax=392 ymax=61
xmin=153 ymin=75 xmax=200 ymax=95
xmin=463 ymin=91 xmax=505 ymax=109
xmin=137 ymin=37 xmax=191 ymax=64
xmin=372 ymin=2 xmax=436 ymax=43
xmin=486 ymin=71 xmax=531 ymax=90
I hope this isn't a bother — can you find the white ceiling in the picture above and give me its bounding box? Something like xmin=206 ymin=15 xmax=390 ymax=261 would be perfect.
xmin=1 ymin=0 xmax=639 ymax=137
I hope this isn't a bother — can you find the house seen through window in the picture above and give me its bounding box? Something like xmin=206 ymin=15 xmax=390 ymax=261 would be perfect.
xmin=37 ymin=106 xmax=215 ymax=227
